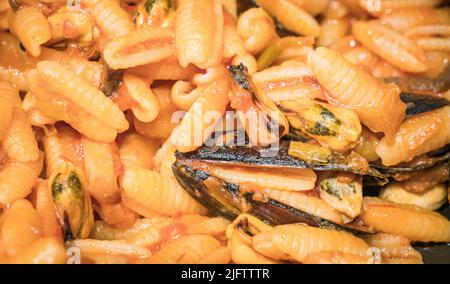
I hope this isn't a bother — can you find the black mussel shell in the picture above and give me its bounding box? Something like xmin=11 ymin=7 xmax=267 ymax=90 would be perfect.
xmin=401 ymin=93 xmax=449 ymax=118
xmin=172 ymin=162 xmax=374 ymax=237
xmin=176 ymin=140 xmax=388 ymax=183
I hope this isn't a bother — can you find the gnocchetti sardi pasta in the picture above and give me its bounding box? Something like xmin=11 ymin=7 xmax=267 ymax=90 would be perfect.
xmin=0 ymin=0 xmax=448 ymax=265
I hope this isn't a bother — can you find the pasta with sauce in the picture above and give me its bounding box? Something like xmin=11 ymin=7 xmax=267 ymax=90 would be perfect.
xmin=0 ymin=0 xmax=448 ymax=265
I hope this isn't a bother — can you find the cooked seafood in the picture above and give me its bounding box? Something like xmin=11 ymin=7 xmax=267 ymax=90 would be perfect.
xmin=0 ymin=0 xmax=449 ymax=265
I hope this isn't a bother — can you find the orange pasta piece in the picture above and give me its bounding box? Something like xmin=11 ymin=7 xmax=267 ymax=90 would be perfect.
xmin=352 ymin=21 xmax=428 ymax=73
xmin=127 ymin=55 xmax=197 ymax=82
xmin=9 ymin=7 xmax=51 ymax=57
xmin=171 ymin=79 xmax=230 ymax=153
xmin=145 ymin=235 xmax=225 ymax=264
xmin=309 ymin=47 xmax=406 ymax=141
xmin=82 ymin=137 xmax=121 ymax=204
xmin=83 ymin=0 xmax=134 ymax=38
xmin=32 ymin=180 xmax=62 ymax=241
xmin=223 ymin=11 xmax=246 ymax=59
xmin=103 ymin=27 xmax=175 ymax=70
xmin=14 ymin=238 xmax=66 ymax=264
xmin=362 ymin=197 xmax=450 ymax=242
xmin=117 ymin=74 xmax=160 ymax=123
xmin=0 ymin=153 xmax=43 ymax=205
xmin=380 ymin=7 xmax=450 ymax=33
xmin=1 ymin=200 xmax=43 ymax=257
xmin=256 ymin=0 xmax=320 ymax=36
xmin=32 ymin=48 xmax=104 ymax=88
xmin=358 ymin=0 xmax=442 ymax=17
xmin=29 ymin=61 xmax=128 ymax=135
xmin=253 ymin=224 xmax=370 ymax=262
xmin=175 ymin=0 xmax=224 ymax=69
xmin=0 ymin=33 xmax=30 ymax=91
xmin=118 ymin=133 xmax=160 ymax=170
xmin=94 ymin=202 xmax=138 ymax=229
xmin=3 ymin=107 xmax=40 ymax=162
xmin=376 ymin=107 xmax=450 ymax=166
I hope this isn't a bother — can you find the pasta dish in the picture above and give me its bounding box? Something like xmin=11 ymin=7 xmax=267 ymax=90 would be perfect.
xmin=0 ymin=0 xmax=449 ymax=264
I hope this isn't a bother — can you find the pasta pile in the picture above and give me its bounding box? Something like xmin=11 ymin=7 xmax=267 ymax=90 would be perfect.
xmin=0 ymin=0 xmax=449 ymax=264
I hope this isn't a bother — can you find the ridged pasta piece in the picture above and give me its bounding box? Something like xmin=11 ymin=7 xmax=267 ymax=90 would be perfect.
xmin=9 ymin=7 xmax=51 ymax=57
xmin=0 ymin=200 xmax=43 ymax=257
xmin=117 ymin=74 xmax=160 ymax=123
xmin=119 ymin=133 xmax=159 ymax=170
xmin=253 ymin=224 xmax=370 ymax=262
xmin=82 ymin=137 xmax=121 ymax=204
xmin=352 ymin=21 xmax=428 ymax=73
xmin=256 ymin=0 xmax=320 ymax=36
xmin=120 ymin=165 xmax=206 ymax=218
xmin=309 ymin=47 xmax=406 ymax=141
xmin=376 ymin=107 xmax=450 ymax=166
xmin=30 ymin=61 xmax=128 ymax=133
xmin=33 ymin=179 xmax=62 ymax=240
xmin=171 ymin=79 xmax=230 ymax=153
xmin=264 ymin=189 xmax=344 ymax=224
xmin=127 ymin=55 xmax=197 ymax=82
xmin=0 ymin=32 xmax=29 ymax=91
xmin=13 ymin=238 xmax=66 ymax=264
xmin=0 ymin=153 xmax=43 ymax=205
xmin=145 ymin=235 xmax=225 ymax=264
xmin=358 ymin=0 xmax=442 ymax=17
xmin=68 ymin=109 xmax=118 ymax=143
xmin=3 ymin=107 xmax=40 ymax=162
xmin=362 ymin=197 xmax=450 ymax=242
xmin=175 ymin=0 xmax=224 ymax=69
xmin=103 ymin=27 xmax=176 ymax=70
xmin=32 ymin=48 xmax=104 ymax=87
xmin=318 ymin=18 xmax=350 ymax=47
xmin=82 ymin=0 xmax=134 ymax=38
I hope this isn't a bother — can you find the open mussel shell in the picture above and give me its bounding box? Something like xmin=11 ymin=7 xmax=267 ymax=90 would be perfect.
xmin=401 ymin=93 xmax=450 ymax=118
xmin=172 ymin=162 xmax=374 ymax=237
xmin=176 ymin=140 xmax=387 ymax=182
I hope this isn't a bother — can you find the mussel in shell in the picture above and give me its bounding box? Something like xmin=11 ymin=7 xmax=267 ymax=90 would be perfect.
xmin=176 ymin=140 xmax=387 ymax=181
xmin=173 ymin=140 xmax=382 ymax=236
